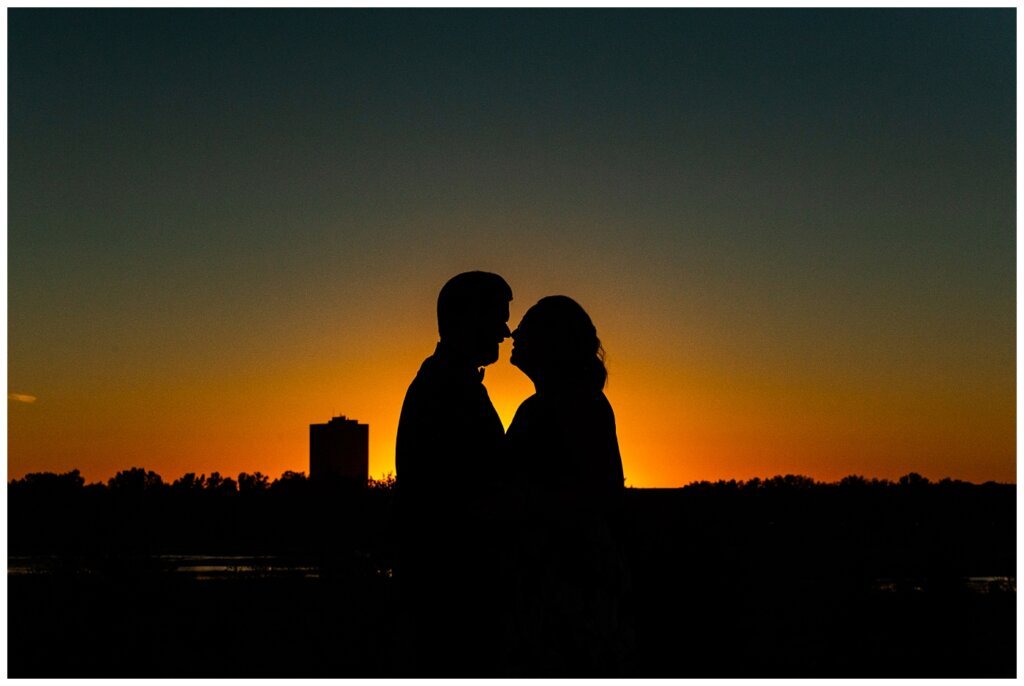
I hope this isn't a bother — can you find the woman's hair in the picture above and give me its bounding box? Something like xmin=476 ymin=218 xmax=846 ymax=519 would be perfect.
xmin=525 ymin=295 xmax=607 ymax=391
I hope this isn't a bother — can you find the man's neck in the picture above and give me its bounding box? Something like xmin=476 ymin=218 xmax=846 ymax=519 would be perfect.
xmin=434 ymin=341 xmax=483 ymax=376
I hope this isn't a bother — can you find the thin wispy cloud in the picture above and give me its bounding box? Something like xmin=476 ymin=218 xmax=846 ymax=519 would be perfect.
xmin=9 ymin=393 xmax=38 ymax=404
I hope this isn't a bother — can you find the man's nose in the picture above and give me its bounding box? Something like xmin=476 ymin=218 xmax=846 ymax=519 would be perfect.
xmin=502 ymin=324 xmax=512 ymax=339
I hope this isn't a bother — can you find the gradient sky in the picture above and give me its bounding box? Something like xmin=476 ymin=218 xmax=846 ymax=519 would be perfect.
xmin=8 ymin=9 xmax=1016 ymax=486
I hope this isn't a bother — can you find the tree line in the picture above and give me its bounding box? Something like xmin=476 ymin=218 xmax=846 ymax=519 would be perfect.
xmin=8 ymin=467 xmax=1015 ymax=585
xmin=8 ymin=465 xmax=1002 ymax=496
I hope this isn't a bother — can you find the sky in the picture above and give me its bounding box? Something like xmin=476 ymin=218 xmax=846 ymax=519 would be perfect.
xmin=7 ymin=9 xmax=1016 ymax=487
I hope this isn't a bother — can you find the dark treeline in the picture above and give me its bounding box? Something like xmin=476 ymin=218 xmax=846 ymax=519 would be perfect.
xmin=9 ymin=468 xmax=395 ymax=561
xmin=8 ymin=467 xmax=1015 ymax=582
xmin=632 ymin=473 xmax=1015 ymax=589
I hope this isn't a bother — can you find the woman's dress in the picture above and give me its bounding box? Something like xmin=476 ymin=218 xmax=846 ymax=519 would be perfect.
xmin=504 ymin=389 xmax=632 ymax=675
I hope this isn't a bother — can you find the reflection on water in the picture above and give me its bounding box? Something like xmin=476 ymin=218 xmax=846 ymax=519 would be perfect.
xmin=872 ymin=576 xmax=1016 ymax=594
xmin=7 ymin=556 xmax=1016 ymax=595
xmin=7 ymin=555 xmax=321 ymax=580
xmin=964 ymin=576 xmax=1016 ymax=594
xmin=160 ymin=555 xmax=320 ymax=580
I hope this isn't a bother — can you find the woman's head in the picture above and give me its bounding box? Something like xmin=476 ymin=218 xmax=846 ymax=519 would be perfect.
xmin=510 ymin=295 xmax=607 ymax=392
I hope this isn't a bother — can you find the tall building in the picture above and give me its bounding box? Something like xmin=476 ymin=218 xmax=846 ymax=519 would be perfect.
xmin=309 ymin=415 xmax=368 ymax=483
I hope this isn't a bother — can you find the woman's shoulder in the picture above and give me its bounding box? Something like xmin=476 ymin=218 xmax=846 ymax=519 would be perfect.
xmin=510 ymin=390 xmax=614 ymax=433
xmin=508 ymin=393 xmax=543 ymax=433
xmin=594 ymin=391 xmax=616 ymax=422
xmin=511 ymin=393 xmax=542 ymax=418
xmin=572 ymin=391 xmax=615 ymax=424
xmin=593 ymin=391 xmax=614 ymax=411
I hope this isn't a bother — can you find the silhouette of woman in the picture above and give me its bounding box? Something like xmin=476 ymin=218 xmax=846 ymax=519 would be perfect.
xmin=504 ymin=295 xmax=632 ymax=675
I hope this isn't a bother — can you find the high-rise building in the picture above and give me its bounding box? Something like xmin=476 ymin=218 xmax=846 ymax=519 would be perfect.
xmin=309 ymin=415 xmax=368 ymax=483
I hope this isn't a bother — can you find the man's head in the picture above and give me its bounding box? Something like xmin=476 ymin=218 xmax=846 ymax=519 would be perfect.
xmin=437 ymin=271 xmax=512 ymax=367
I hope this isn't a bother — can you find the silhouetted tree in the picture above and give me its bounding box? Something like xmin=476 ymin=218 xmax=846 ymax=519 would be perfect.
xmin=839 ymin=475 xmax=868 ymax=489
xmin=783 ymin=474 xmax=815 ymax=489
xmin=203 ymin=471 xmax=238 ymax=496
xmin=898 ymin=472 xmax=930 ymax=488
xmin=368 ymin=472 xmax=396 ymax=492
xmin=238 ymin=471 xmax=270 ymax=493
xmin=171 ymin=472 xmax=207 ymax=493
xmin=108 ymin=467 xmax=164 ymax=494
xmin=269 ymin=470 xmax=308 ymax=497
xmin=10 ymin=469 xmax=85 ymax=495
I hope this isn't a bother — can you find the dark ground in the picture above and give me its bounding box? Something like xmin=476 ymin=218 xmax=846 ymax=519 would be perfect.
xmin=7 ymin=474 xmax=1016 ymax=677
xmin=8 ymin=561 xmax=1015 ymax=677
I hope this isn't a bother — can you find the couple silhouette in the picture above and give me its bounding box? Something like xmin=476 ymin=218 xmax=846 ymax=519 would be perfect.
xmin=394 ymin=271 xmax=631 ymax=677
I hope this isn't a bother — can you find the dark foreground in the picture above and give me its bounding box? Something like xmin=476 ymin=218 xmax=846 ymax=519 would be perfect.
xmin=8 ymin=475 xmax=1016 ymax=677
xmin=8 ymin=560 xmax=1015 ymax=677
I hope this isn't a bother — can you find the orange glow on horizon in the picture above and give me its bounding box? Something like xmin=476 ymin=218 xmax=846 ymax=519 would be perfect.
xmin=8 ymin=322 xmax=1015 ymax=487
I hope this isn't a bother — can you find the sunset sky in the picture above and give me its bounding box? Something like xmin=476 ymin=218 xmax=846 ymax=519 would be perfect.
xmin=8 ymin=9 xmax=1016 ymax=487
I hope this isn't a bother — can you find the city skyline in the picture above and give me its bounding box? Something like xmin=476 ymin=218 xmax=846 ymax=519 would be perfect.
xmin=8 ymin=9 xmax=1016 ymax=487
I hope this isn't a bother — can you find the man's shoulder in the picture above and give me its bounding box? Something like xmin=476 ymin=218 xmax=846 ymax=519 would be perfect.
xmin=401 ymin=354 xmax=469 ymax=414
xmin=410 ymin=351 xmax=486 ymax=392
xmin=406 ymin=354 xmax=448 ymax=394
xmin=401 ymin=357 xmax=436 ymax=406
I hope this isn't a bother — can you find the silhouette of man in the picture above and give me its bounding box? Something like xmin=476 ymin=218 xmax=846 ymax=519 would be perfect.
xmin=394 ymin=271 xmax=512 ymax=675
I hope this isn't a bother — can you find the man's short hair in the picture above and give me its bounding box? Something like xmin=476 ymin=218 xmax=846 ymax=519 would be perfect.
xmin=437 ymin=271 xmax=512 ymax=338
